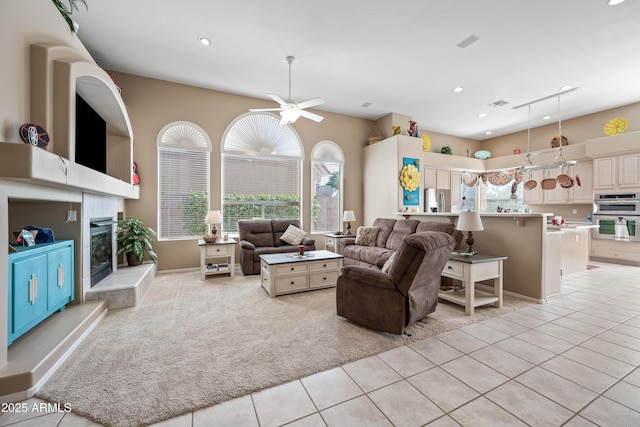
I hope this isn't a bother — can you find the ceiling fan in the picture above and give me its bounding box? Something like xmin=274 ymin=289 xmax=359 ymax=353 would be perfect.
xmin=250 ymin=56 xmax=324 ymax=125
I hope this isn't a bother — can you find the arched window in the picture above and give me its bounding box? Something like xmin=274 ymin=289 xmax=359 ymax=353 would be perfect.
xmin=311 ymin=141 xmax=344 ymax=233
xmin=157 ymin=121 xmax=211 ymax=240
xmin=221 ymin=113 xmax=303 ymax=234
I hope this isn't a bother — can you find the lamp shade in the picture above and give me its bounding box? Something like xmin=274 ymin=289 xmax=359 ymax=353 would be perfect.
xmin=343 ymin=210 xmax=356 ymax=222
xmin=205 ymin=210 xmax=222 ymax=224
xmin=456 ymin=211 xmax=484 ymax=231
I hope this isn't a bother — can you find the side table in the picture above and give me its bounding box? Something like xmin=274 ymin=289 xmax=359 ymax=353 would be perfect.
xmin=439 ymin=253 xmax=507 ymax=315
xmin=198 ymin=238 xmax=236 ymax=280
xmin=324 ymin=233 xmax=355 ymax=254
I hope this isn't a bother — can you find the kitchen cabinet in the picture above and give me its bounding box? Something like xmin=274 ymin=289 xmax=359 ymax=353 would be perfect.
xmin=424 ymin=167 xmax=453 ymax=190
xmin=522 ymin=170 xmax=544 ymax=204
xmin=619 ymin=153 xmax=640 ymax=188
xmin=522 ymin=162 xmax=593 ymax=204
xmin=8 ymin=240 xmax=74 ymax=345
xmin=594 ymin=154 xmax=640 ymax=190
xmin=424 ymin=167 xmax=436 ymax=188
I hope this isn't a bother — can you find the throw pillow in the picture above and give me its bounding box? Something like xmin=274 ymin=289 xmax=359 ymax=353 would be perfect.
xmin=381 ymin=252 xmax=396 ymax=274
xmin=280 ymin=224 xmax=307 ymax=245
xmin=355 ymin=226 xmax=380 ymax=246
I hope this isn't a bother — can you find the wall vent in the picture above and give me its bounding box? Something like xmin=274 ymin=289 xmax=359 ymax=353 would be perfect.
xmin=457 ymin=34 xmax=480 ymax=49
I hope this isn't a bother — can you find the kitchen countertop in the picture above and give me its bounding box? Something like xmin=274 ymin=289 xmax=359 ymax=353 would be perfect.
xmin=547 ymin=223 xmax=599 ymax=230
xmin=394 ymin=211 xmax=554 ymax=218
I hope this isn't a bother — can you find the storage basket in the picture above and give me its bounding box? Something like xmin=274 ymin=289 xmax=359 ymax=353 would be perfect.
xmin=368 ymin=126 xmax=383 ymax=144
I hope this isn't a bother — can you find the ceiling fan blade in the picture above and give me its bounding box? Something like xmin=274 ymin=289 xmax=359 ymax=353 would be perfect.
xmin=299 ymin=110 xmax=324 ymax=122
xmin=278 ymin=116 xmax=290 ymax=126
xmin=249 ymin=108 xmax=284 ymax=112
xmin=296 ymin=97 xmax=324 ymax=109
xmin=267 ymin=93 xmax=287 ymax=106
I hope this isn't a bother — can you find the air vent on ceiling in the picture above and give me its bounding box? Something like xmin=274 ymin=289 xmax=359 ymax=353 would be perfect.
xmin=488 ymin=100 xmax=509 ymax=108
xmin=361 ymin=102 xmax=373 ymax=108
xmin=457 ymin=34 xmax=480 ymax=49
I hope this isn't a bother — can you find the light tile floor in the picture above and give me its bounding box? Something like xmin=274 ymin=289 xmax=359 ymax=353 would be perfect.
xmin=2 ymin=261 xmax=640 ymax=427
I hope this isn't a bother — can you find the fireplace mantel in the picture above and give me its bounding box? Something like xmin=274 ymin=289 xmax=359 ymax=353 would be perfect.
xmin=0 ymin=142 xmax=139 ymax=199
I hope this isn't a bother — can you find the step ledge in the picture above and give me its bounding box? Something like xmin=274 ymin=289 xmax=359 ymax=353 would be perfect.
xmin=85 ymin=263 xmax=156 ymax=309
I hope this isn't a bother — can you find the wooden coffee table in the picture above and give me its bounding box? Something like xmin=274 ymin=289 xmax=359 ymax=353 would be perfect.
xmin=260 ymin=250 xmax=344 ymax=297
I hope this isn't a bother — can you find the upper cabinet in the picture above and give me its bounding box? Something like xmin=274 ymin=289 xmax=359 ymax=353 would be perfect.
xmin=593 ymin=154 xmax=640 ymax=191
xmin=522 ymin=162 xmax=593 ymax=204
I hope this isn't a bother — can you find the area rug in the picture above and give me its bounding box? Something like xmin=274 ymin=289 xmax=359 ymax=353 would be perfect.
xmin=37 ymin=269 xmax=534 ymax=427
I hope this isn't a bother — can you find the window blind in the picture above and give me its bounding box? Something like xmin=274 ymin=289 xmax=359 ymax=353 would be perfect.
xmin=158 ymin=147 xmax=210 ymax=239
xmin=222 ymin=154 xmax=301 ymax=233
xmin=311 ymin=161 xmax=341 ymax=233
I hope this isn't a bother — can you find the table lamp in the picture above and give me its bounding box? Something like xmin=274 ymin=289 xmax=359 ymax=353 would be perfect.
xmin=205 ymin=210 xmax=222 ymax=237
xmin=343 ymin=210 xmax=356 ymax=235
xmin=456 ymin=211 xmax=484 ymax=255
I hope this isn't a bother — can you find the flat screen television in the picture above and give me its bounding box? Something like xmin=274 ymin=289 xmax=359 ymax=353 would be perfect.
xmin=75 ymin=93 xmax=107 ymax=173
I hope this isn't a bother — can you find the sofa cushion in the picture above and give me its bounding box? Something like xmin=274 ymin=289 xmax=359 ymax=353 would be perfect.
xmin=355 ymin=226 xmax=380 ymax=246
xmin=342 ymin=244 xmax=393 ymax=268
xmin=372 ymin=218 xmax=396 ymax=247
xmin=381 ymin=251 xmax=397 ymax=273
xmin=416 ymin=221 xmax=456 ymax=234
xmin=385 ymin=220 xmax=420 ymax=251
xmin=238 ymin=219 xmax=275 ymax=247
xmin=280 ymin=224 xmax=307 ymax=245
xmin=271 ymin=219 xmax=303 ymax=246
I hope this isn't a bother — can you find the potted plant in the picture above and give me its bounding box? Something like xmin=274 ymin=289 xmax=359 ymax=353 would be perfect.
xmin=116 ymin=218 xmax=158 ymax=266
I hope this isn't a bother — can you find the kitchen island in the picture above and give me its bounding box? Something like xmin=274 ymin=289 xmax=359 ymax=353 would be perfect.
xmin=393 ymin=212 xmax=559 ymax=301
xmin=547 ymin=223 xmax=599 ymax=275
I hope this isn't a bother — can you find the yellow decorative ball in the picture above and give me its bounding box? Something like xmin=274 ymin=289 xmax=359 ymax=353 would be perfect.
xmin=422 ymin=135 xmax=432 ymax=152
xmin=604 ymin=117 xmax=628 ymax=136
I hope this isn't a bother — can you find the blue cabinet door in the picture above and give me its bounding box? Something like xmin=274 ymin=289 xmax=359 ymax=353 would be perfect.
xmin=12 ymin=254 xmax=48 ymax=333
xmin=47 ymin=246 xmax=73 ymax=309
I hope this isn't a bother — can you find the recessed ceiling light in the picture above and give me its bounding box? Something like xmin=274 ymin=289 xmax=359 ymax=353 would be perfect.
xmin=559 ymin=85 xmax=573 ymax=91
xmin=198 ymin=36 xmax=212 ymax=46
xmin=478 ymin=113 xmax=487 ymax=118
xmin=607 ymin=0 xmax=624 ymax=5
xmin=543 ymin=115 xmax=552 ymax=120
xmin=485 ymin=131 xmax=493 ymax=135
xmin=453 ymin=87 xmax=463 ymax=93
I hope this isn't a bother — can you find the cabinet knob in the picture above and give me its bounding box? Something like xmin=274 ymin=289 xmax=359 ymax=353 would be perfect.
xmin=447 ymin=266 xmax=452 ymax=269
xmin=291 ymin=267 xmax=295 ymax=271
xmin=291 ymin=281 xmax=295 ymax=285
xmin=323 ymin=264 xmax=327 ymax=267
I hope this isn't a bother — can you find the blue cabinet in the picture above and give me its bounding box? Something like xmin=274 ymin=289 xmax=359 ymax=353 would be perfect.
xmin=8 ymin=240 xmax=74 ymax=345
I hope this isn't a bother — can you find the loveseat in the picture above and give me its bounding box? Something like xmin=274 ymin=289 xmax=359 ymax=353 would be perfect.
xmin=238 ymin=219 xmax=316 ymax=275
xmin=340 ymin=218 xmax=463 ymax=269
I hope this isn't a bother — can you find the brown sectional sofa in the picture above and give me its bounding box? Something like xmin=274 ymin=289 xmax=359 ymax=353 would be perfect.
xmin=340 ymin=218 xmax=463 ymax=268
xmin=238 ymin=219 xmax=316 ymax=275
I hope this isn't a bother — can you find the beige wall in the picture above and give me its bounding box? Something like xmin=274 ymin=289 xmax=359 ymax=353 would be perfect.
xmin=481 ymin=102 xmax=640 ymax=157
xmin=115 ymin=73 xmax=373 ymax=270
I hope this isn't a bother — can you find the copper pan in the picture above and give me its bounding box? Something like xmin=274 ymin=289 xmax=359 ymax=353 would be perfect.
xmin=541 ymin=169 xmax=557 ymax=190
xmin=556 ymin=165 xmax=571 ymax=186
xmin=523 ymin=171 xmax=537 ymax=190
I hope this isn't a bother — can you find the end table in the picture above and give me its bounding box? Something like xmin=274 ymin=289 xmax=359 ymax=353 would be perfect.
xmin=198 ymin=238 xmax=236 ymax=280
xmin=323 ymin=233 xmax=355 ymax=255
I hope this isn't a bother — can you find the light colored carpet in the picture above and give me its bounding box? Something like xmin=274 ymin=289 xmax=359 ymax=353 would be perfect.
xmin=37 ymin=268 xmax=534 ymax=427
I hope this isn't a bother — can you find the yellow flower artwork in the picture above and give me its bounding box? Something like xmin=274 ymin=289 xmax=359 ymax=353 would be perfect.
xmin=604 ymin=117 xmax=628 ymax=136
xmin=422 ymin=135 xmax=432 ymax=152
xmin=400 ymin=164 xmax=420 ymax=192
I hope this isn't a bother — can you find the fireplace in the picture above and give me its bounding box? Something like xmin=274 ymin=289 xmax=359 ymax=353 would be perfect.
xmin=90 ymin=218 xmax=115 ymax=286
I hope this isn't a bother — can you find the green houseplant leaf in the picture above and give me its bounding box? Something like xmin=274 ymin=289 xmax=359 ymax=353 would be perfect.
xmin=116 ymin=218 xmax=158 ymax=265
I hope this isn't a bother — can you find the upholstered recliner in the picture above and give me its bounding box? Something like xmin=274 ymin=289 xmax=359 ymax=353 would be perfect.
xmin=336 ymin=231 xmax=456 ymax=334
xmin=238 ymin=219 xmax=316 ymax=275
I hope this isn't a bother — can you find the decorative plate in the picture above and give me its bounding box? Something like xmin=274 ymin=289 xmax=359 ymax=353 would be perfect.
xmin=474 ymin=150 xmax=491 ymax=160
xmin=19 ymin=123 xmax=49 ymax=148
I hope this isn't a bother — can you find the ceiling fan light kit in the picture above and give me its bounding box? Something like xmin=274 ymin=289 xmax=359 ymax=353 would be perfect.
xmin=249 ymin=56 xmax=325 ymax=125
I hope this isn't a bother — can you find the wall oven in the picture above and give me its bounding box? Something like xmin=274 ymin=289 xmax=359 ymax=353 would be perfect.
xmin=593 ymin=193 xmax=640 ymax=241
